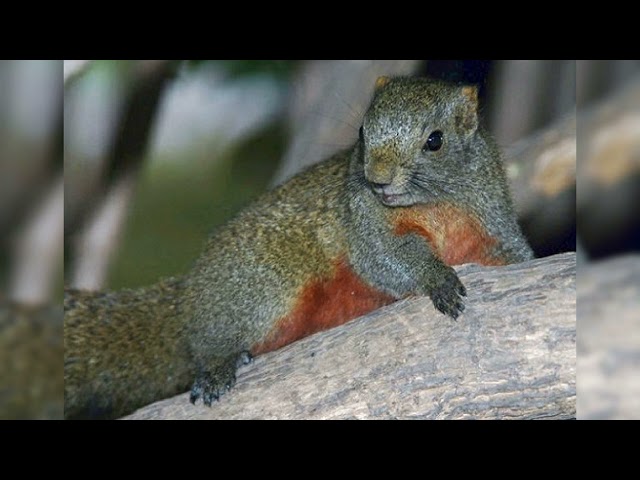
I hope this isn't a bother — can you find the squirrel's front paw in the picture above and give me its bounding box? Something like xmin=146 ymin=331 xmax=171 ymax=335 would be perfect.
xmin=429 ymin=268 xmax=467 ymax=320
xmin=190 ymin=351 xmax=252 ymax=406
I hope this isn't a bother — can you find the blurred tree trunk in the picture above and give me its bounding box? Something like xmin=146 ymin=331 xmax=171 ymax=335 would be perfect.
xmin=504 ymin=114 xmax=576 ymax=258
xmin=66 ymin=60 xmax=177 ymax=291
xmin=8 ymin=177 xmax=64 ymax=304
xmin=486 ymin=60 xmax=575 ymax=147
xmin=0 ymin=61 xmax=62 ymax=304
xmin=63 ymin=60 xmax=91 ymax=86
xmin=0 ymin=61 xmax=61 ymax=239
xmin=577 ymin=60 xmax=640 ymax=107
xmin=577 ymin=73 xmax=640 ymax=259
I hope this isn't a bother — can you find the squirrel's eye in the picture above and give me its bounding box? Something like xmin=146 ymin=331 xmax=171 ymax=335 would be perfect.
xmin=424 ymin=130 xmax=443 ymax=152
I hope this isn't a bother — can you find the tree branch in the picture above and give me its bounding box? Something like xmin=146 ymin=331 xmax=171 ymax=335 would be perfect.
xmin=125 ymin=252 xmax=576 ymax=420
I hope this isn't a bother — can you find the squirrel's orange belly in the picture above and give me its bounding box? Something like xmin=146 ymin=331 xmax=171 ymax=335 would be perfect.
xmin=393 ymin=203 xmax=506 ymax=267
xmin=251 ymin=259 xmax=394 ymax=355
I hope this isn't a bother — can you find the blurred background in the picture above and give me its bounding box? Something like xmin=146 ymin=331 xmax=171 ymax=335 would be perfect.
xmin=1 ymin=60 xmax=639 ymax=419
xmin=0 ymin=60 xmax=62 ymax=419
xmin=575 ymin=61 xmax=640 ymax=420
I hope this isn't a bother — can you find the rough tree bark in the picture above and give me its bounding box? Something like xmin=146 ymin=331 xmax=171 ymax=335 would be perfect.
xmin=126 ymin=252 xmax=576 ymax=420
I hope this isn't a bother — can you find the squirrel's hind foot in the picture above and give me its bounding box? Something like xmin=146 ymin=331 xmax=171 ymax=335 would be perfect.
xmin=189 ymin=351 xmax=253 ymax=406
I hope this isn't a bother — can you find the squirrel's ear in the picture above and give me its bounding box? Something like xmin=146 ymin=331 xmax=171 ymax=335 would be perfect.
xmin=375 ymin=76 xmax=391 ymax=91
xmin=458 ymin=85 xmax=479 ymax=133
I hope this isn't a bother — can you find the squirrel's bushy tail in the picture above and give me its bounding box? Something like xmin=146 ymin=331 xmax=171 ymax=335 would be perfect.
xmin=64 ymin=277 xmax=193 ymax=419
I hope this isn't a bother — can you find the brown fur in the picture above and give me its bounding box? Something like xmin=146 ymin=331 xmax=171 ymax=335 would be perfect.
xmin=392 ymin=203 xmax=505 ymax=266
xmin=252 ymin=258 xmax=395 ymax=355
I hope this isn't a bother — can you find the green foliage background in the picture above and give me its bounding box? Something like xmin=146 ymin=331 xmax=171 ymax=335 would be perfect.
xmin=106 ymin=61 xmax=292 ymax=289
xmin=109 ymin=123 xmax=287 ymax=289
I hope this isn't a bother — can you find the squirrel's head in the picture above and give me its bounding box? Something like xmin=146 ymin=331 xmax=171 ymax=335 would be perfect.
xmin=355 ymin=76 xmax=496 ymax=208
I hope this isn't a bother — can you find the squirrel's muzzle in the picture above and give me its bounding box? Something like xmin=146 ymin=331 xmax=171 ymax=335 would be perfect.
xmin=364 ymin=159 xmax=397 ymax=187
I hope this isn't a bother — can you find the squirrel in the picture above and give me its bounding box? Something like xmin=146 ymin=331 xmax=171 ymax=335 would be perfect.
xmin=64 ymin=76 xmax=533 ymax=419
